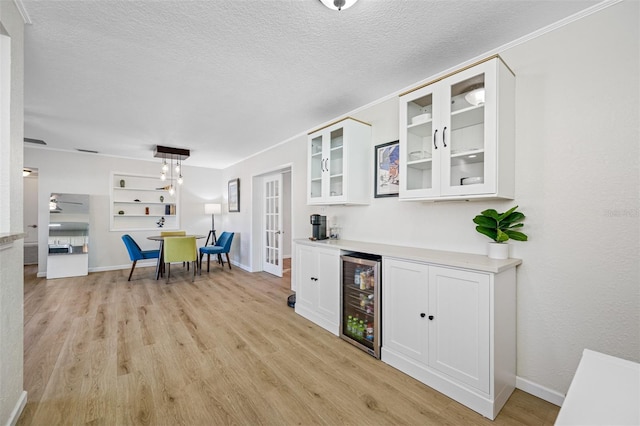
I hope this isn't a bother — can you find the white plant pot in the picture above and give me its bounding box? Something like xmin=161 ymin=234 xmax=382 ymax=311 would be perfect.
xmin=487 ymin=242 xmax=510 ymax=259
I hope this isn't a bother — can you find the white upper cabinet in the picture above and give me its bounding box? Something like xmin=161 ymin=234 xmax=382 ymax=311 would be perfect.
xmin=307 ymin=117 xmax=371 ymax=205
xmin=399 ymin=56 xmax=515 ymax=201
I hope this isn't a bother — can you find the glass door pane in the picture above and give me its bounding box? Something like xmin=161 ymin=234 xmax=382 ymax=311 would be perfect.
xmin=406 ymin=93 xmax=435 ymax=191
xmin=447 ymin=73 xmax=486 ymax=189
xmin=310 ymin=135 xmax=323 ymax=199
xmin=329 ymin=128 xmax=344 ymax=198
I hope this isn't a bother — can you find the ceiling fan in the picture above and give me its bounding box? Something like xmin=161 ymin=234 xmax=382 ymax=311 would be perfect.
xmin=49 ymin=195 xmax=84 ymax=213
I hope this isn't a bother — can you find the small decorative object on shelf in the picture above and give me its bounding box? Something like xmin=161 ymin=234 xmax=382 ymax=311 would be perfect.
xmin=120 ymin=179 xmax=125 ymax=188
xmin=473 ymin=205 xmax=527 ymax=259
xmin=111 ymin=172 xmax=179 ymax=232
xmin=156 ymin=217 xmax=165 ymax=228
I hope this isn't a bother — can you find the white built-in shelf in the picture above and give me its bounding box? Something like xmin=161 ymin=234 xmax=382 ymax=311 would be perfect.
xmin=110 ymin=172 xmax=180 ymax=232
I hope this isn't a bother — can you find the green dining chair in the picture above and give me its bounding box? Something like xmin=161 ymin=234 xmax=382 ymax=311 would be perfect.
xmin=161 ymin=230 xmax=188 ymax=268
xmin=160 ymin=230 xmax=186 ymax=236
xmin=163 ymin=236 xmax=198 ymax=282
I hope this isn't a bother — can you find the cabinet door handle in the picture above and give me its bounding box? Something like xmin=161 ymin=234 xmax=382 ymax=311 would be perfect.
xmin=433 ymin=129 xmax=438 ymax=150
xmin=442 ymin=126 xmax=447 ymax=148
xmin=428 ymin=315 xmax=434 ymax=320
xmin=420 ymin=313 xmax=426 ymax=318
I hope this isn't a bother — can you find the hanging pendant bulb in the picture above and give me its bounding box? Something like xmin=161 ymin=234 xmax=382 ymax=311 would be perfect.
xmin=175 ymin=161 xmax=181 ymax=174
xmin=177 ymin=174 xmax=183 ymax=185
xmin=160 ymin=172 xmax=166 ymax=181
xmin=162 ymin=160 xmax=168 ymax=173
xmin=168 ymin=185 xmax=175 ymax=196
xmin=319 ymin=0 xmax=357 ymax=11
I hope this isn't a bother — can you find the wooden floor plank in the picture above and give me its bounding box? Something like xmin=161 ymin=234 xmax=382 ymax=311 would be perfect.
xmin=19 ymin=263 xmax=560 ymax=425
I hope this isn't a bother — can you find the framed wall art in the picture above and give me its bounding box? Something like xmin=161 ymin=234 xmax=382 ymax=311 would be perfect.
xmin=228 ymin=178 xmax=240 ymax=212
xmin=374 ymin=140 xmax=400 ymax=198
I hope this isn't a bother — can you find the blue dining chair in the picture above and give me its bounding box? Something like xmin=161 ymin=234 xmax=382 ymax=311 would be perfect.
xmin=199 ymin=232 xmax=234 ymax=273
xmin=121 ymin=234 xmax=160 ymax=281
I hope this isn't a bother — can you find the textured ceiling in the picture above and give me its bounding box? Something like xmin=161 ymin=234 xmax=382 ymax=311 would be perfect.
xmin=23 ymin=0 xmax=599 ymax=169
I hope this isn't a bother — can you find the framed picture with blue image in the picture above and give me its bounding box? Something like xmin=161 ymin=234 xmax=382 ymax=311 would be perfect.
xmin=374 ymin=140 xmax=400 ymax=198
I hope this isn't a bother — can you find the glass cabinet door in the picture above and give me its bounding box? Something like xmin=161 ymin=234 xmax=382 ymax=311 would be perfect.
xmin=401 ymin=85 xmax=439 ymax=198
xmin=440 ymin=62 xmax=496 ymax=196
xmin=328 ymin=127 xmax=344 ymax=199
xmin=309 ymin=134 xmax=323 ymax=200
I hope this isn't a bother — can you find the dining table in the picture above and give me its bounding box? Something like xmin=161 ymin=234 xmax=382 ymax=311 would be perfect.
xmin=147 ymin=234 xmax=206 ymax=280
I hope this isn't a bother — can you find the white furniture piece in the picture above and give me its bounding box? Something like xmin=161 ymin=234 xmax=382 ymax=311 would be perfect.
xmin=47 ymin=193 xmax=90 ymax=279
xmin=382 ymin=257 xmax=515 ymax=420
xmin=293 ymin=242 xmax=341 ymax=335
xmin=555 ymin=349 xmax=640 ymax=426
xmin=110 ymin=172 xmax=179 ymax=231
xmin=399 ymin=56 xmax=515 ymax=201
xmin=307 ymin=117 xmax=371 ymax=205
xmin=46 ymin=251 xmax=89 ymax=279
xmin=292 ymin=238 xmax=520 ymax=419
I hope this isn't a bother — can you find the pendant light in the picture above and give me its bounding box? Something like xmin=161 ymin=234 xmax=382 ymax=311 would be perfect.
xmin=319 ymin=0 xmax=358 ymax=11
xmin=154 ymin=145 xmax=190 ymax=193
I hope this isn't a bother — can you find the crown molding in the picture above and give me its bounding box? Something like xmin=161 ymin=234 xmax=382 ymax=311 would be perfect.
xmin=13 ymin=0 xmax=32 ymax=25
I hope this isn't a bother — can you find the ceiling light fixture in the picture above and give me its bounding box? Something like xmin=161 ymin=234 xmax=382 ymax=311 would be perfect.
xmin=23 ymin=169 xmax=32 ymax=177
xmin=319 ymin=0 xmax=358 ymax=11
xmin=154 ymin=145 xmax=190 ymax=194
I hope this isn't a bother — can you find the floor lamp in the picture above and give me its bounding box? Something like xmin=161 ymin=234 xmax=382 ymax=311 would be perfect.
xmin=204 ymin=203 xmax=221 ymax=246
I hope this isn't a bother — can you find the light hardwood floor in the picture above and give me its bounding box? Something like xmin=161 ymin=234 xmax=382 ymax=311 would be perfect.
xmin=19 ymin=260 xmax=559 ymax=425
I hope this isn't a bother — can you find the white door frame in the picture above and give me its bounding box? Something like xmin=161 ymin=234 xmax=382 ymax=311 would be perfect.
xmin=23 ymin=170 xmax=39 ymax=265
xmin=249 ymin=163 xmax=293 ymax=275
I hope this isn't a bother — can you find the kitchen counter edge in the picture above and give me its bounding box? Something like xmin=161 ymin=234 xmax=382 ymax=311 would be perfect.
xmin=293 ymin=239 xmax=522 ymax=274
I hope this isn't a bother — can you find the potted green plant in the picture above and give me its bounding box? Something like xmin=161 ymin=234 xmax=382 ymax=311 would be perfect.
xmin=473 ymin=205 xmax=528 ymax=259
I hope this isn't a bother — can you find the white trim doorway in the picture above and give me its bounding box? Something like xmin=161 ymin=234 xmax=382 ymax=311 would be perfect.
xmin=250 ymin=165 xmax=292 ymax=277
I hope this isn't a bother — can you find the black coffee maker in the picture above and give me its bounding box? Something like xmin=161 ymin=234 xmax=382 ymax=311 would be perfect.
xmin=310 ymin=214 xmax=327 ymax=240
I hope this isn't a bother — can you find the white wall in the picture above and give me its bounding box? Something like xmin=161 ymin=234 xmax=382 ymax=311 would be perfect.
xmin=500 ymin=1 xmax=639 ymax=397
xmin=222 ymin=1 xmax=639 ymax=398
xmin=0 ymin=1 xmax=25 ymax=424
xmin=24 ymin=148 xmax=223 ymax=276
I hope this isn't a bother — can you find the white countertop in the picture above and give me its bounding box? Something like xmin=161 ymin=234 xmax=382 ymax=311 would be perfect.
xmin=555 ymin=349 xmax=640 ymax=426
xmin=294 ymin=238 xmax=521 ymax=274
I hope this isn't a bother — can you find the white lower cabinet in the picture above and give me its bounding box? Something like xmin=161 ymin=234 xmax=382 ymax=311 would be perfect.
xmin=294 ymin=243 xmax=340 ymax=335
xmin=382 ymin=257 xmax=516 ymax=420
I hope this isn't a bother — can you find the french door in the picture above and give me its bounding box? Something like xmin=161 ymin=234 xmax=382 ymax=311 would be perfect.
xmin=262 ymin=173 xmax=283 ymax=276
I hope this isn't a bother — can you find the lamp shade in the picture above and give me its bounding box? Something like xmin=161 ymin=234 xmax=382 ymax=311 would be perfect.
xmin=204 ymin=203 xmax=222 ymax=215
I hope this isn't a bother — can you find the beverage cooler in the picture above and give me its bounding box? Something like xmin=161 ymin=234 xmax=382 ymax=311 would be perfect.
xmin=340 ymin=253 xmax=381 ymax=358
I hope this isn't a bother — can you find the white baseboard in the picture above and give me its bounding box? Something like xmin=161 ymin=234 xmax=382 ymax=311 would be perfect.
xmin=7 ymin=390 xmax=27 ymax=426
xmin=89 ymin=260 xmax=156 ymax=273
xmin=516 ymin=376 xmax=565 ymax=406
xmin=37 ymin=260 xmax=245 ymax=278
xmin=35 ymin=261 xmax=157 ymax=278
